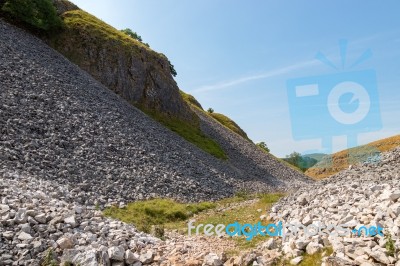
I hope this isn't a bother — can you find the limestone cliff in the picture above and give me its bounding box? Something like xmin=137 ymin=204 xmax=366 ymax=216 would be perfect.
xmin=50 ymin=7 xmax=195 ymax=123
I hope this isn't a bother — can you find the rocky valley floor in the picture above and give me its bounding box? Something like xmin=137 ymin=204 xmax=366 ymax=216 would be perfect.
xmin=1 ymin=147 xmax=399 ymax=265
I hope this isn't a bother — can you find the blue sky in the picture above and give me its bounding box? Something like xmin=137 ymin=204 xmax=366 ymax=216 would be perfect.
xmin=70 ymin=0 xmax=400 ymax=157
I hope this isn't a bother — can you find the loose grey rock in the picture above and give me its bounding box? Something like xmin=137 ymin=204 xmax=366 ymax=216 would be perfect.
xmin=64 ymin=215 xmax=77 ymax=228
xmin=17 ymin=231 xmax=33 ymax=241
xmin=202 ymin=252 xmax=223 ymax=266
xmin=389 ymin=191 xmax=400 ymax=201
xmin=125 ymin=250 xmax=139 ymax=264
xmin=34 ymin=214 xmax=47 ymax=224
xmin=262 ymin=238 xmax=277 ymax=250
xmin=57 ymin=237 xmax=74 ymax=250
xmin=14 ymin=208 xmax=27 ymax=224
xmin=290 ymin=256 xmax=303 ymax=265
xmin=139 ymin=250 xmax=155 ymax=264
xmin=2 ymin=231 xmax=14 ymax=240
xmin=108 ymin=246 xmax=125 ymax=262
xmin=305 ymin=242 xmax=322 ymax=255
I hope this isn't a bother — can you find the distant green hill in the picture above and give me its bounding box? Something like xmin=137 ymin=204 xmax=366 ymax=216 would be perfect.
xmin=302 ymin=153 xmax=327 ymax=162
xmin=281 ymin=153 xmax=319 ymax=172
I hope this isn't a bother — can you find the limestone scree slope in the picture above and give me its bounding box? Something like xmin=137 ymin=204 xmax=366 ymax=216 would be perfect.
xmin=0 ymin=19 xmax=309 ymax=206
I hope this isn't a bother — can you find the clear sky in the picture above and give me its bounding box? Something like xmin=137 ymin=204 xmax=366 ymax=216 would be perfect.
xmin=69 ymin=0 xmax=400 ymax=157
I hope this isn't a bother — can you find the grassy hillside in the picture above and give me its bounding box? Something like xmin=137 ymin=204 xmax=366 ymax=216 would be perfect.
xmin=304 ymin=153 xmax=327 ymax=162
xmin=140 ymin=107 xmax=227 ymax=159
xmin=281 ymin=154 xmax=318 ymax=173
xmin=209 ymin=113 xmax=250 ymax=140
xmin=180 ymin=91 xmax=251 ymax=141
xmin=180 ymin=90 xmax=203 ymax=110
xmin=59 ymin=9 xmax=152 ymax=54
xmin=306 ymin=134 xmax=400 ymax=179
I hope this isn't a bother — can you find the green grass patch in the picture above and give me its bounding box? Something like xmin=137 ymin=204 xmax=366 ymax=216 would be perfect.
xmin=104 ymin=193 xmax=285 ymax=252
xmin=140 ymin=107 xmax=227 ymax=160
xmin=259 ymin=193 xmax=284 ymax=204
xmin=189 ymin=193 xmax=283 ymax=227
xmin=103 ymin=199 xmax=216 ymax=233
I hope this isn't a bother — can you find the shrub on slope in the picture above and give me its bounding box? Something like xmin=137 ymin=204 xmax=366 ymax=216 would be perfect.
xmin=1 ymin=0 xmax=62 ymax=32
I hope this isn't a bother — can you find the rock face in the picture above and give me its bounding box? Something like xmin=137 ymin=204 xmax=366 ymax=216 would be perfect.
xmin=51 ymin=7 xmax=195 ymax=123
xmin=0 ymin=19 xmax=310 ymax=204
xmin=52 ymin=0 xmax=79 ymax=15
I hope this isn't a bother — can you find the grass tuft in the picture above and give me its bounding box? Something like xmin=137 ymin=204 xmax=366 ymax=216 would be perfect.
xmin=41 ymin=248 xmax=58 ymax=266
xmin=299 ymin=247 xmax=333 ymax=266
xmin=259 ymin=193 xmax=285 ymax=204
xmin=276 ymin=247 xmax=333 ymax=265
